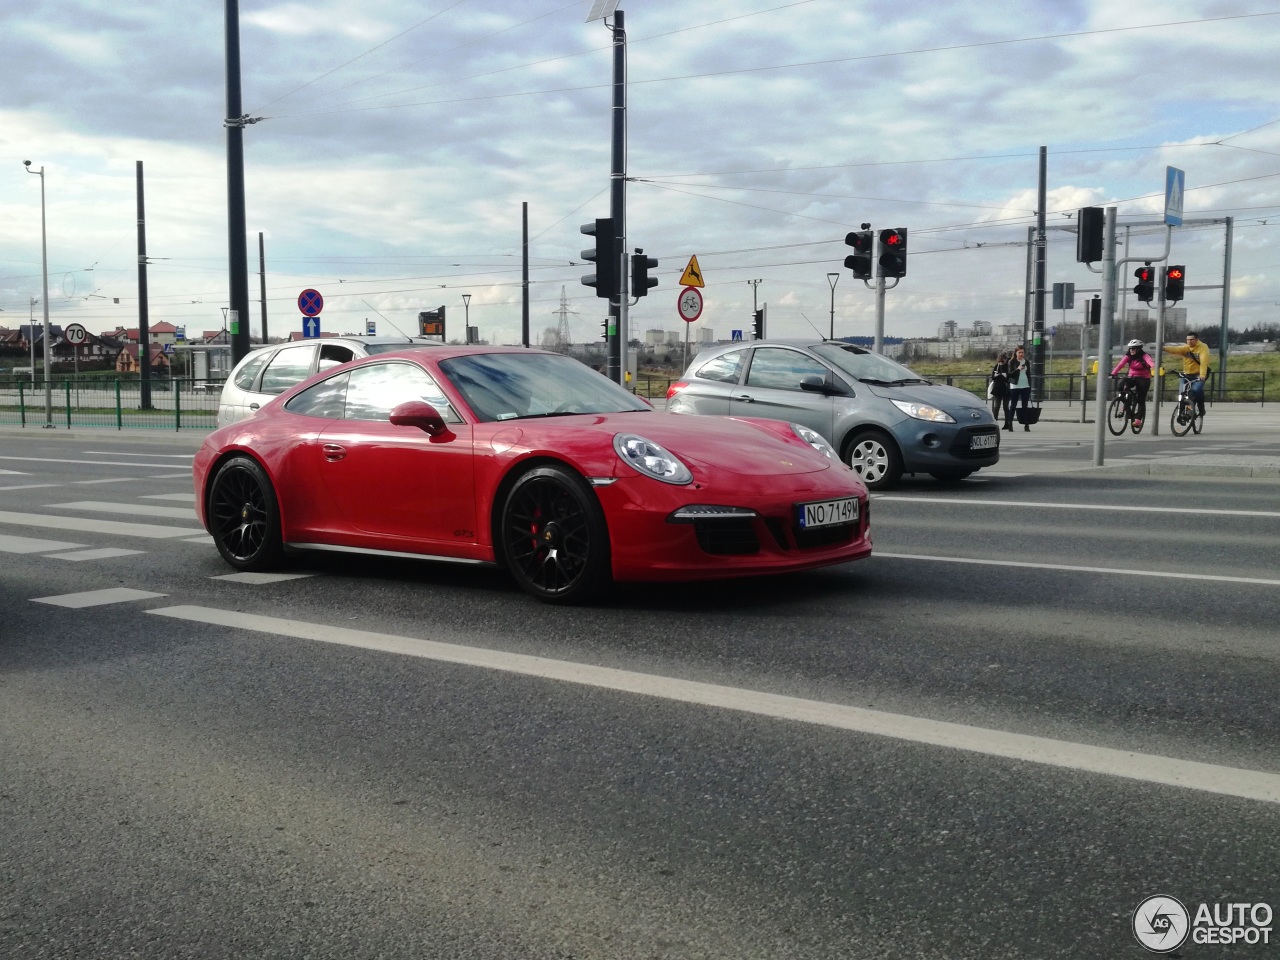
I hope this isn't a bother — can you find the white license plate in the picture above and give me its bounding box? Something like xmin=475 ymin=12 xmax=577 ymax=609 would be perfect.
xmin=970 ymin=434 xmax=998 ymax=450
xmin=797 ymin=497 xmax=858 ymax=529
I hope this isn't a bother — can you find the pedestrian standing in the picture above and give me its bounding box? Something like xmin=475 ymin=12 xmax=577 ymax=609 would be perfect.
xmin=989 ymin=351 xmax=1010 ymax=421
xmin=1003 ymin=345 xmax=1032 ymax=431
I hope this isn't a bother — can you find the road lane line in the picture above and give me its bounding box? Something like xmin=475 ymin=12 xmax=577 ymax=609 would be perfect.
xmin=140 ymin=493 xmax=196 ymax=502
xmin=0 ymin=456 xmax=193 ymax=470
xmin=48 ymin=501 xmax=198 ymax=520
xmin=147 ymin=604 xmax=1280 ymax=806
xmin=874 ymin=496 xmax=1280 ymax=518
xmin=875 ymin=552 xmax=1280 ymax=586
xmin=0 ymin=484 xmax=61 ymax=492
xmin=0 ymin=533 xmax=83 ymax=553
xmin=45 ymin=547 xmax=146 ymax=561
xmin=0 ymin=510 xmax=203 ymax=539
xmin=36 ymin=588 xmax=166 ymax=608
xmin=83 ymin=451 xmax=192 ymax=459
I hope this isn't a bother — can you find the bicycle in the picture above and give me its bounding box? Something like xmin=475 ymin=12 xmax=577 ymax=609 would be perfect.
xmin=1107 ymin=377 xmax=1145 ymax=435
xmin=1170 ymin=373 xmax=1204 ymax=437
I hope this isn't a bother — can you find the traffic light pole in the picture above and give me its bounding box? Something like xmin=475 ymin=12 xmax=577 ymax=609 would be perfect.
xmin=607 ymin=10 xmax=627 ymax=385
xmin=874 ymin=276 xmax=886 ymax=354
xmin=1152 ymin=268 xmax=1169 ymax=436
xmin=1091 ymin=208 xmax=1117 ymax=466
xmin=1031 ymin=146 xmax=1047 ymax=400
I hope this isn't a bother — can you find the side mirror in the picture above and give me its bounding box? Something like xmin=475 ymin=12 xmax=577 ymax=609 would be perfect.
xmin=800 ymin=375 xmax=844 ymax=396
xmin=389 ymin=400 xmax=453 ymax=439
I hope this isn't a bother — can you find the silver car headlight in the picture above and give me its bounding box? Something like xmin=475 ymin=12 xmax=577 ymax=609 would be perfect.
xmin=790 ymin=422 xmax=839 ymax=461
xmin=890 ymin=399 xmax=956 ymax=423
xmin=613 ymin=434 xmax=693 ymax=485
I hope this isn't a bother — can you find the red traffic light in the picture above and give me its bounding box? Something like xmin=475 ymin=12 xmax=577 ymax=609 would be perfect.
xmin=883 ymin=232 xmax=903 ymax=246
xmin=1167 ymin=267 xmax=1184 ymax=280
xmin=1134 ymin=267 xmax=1153 ymax=282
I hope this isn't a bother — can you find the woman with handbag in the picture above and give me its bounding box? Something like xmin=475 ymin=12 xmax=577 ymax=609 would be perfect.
xmin=988 ymin=351 xmax=1010 ymax=420
xmin=1003 ymin=345 xmax=1032 ymax=431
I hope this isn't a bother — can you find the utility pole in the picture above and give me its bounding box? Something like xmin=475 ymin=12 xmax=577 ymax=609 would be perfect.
xmin=608 ymin=9 xmax=628 ymax=384
xmin=521 ymin=201 xmax=529 ymax=347
xmin=1031 ymin=146 xmax=1047 ymax=398
xmin=224 ymin=0 xmax=252 ymax=365
xmin=258 ymin=232 xmax=268 ymax=344
xmin=136 ymin=161 xmax=152 ymax=410
xmin=827 ymin=272 xmax=839 ymax=340
xmin=1092 ymin=208 xmax=1117 ymax=466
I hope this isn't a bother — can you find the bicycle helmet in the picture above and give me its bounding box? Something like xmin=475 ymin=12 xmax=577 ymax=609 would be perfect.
xmin=1126 ymin=339 xmax=1144 ymax=350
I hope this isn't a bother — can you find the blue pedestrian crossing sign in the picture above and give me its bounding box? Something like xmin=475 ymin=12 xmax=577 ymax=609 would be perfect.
xmin=303 ymin=316 xmax=321 ymax=339
xmin=731 ymin=329 xmax=743 ymax=341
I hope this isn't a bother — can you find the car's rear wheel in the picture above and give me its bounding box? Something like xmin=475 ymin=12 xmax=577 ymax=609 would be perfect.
xmin=843 ymin=430 xmax=903 ymax=491
xmin=499 ymin=465 xmax=611 ymax=604
xmin=929 ymin=468 xmax=974 ymax=482
xmin=208 ymin=456 xmax=284 ymax=571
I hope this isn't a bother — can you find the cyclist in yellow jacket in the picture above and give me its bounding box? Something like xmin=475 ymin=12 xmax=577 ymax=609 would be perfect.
xmin=1162 ymin=332 xmax=1211 ymax=418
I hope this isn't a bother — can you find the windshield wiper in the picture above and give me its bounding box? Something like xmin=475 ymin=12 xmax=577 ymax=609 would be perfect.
xmin=856 ymin=377 xmax=898 ymax=386
xmin=887 ymin=377 xmax=932 ymax=385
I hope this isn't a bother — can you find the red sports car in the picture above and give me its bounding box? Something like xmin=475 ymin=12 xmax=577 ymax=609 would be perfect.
xmin=192 ymin=347 xmax=872 ymax=603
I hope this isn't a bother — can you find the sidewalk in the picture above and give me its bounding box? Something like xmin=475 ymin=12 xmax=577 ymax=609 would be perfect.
xmin=987 ymin=400 xmax=1280 ymax=480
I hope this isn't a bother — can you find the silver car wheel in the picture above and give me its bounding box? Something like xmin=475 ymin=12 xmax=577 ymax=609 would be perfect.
xmin=849 ymin=438 xmax=889 ymax=483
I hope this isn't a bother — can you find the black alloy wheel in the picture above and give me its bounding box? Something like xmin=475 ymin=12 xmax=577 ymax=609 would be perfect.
xmin=500 ymin=465 xmax=611 ymax=604
xmin=208 ymin=456 xmax=284 ymax=571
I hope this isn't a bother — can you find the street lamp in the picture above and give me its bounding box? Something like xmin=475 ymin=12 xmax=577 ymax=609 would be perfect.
xmin=827 ymin=272 xmax=840 ymax=341
xmin=461 ymin=294 xmax=472 ymax=344
xmin=24 ymin=161 xmax=53 ymax=427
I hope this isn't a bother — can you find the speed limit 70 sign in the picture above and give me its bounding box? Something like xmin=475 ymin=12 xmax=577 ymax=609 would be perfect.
xmin=63 ymin=323 xmax=88 ymax=345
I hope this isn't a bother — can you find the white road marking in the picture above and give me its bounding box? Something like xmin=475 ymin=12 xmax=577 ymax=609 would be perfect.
xmin=183 ymin=535 xmax=214 ymax=544
xmin=0 ymin=533 xmax=83 ymax=553
xmin=0 ymin=484 xmax=61 ymax=492
xmin=83 ymin=451 xmax=192 ymax=459
xmin=48 ymin=501 xmax=198 ymax=521
xmin=0 ymin=509 xmax=203 ymax=539
xmin=0 ymin=469 xmax=28 ymax=475
xmin=140 ymin=493 xmax=195 ymax=502
xmin=210 ymin=572 xmax=317 ymax=584
xmin=146 ymin=604 xmax=1280 ymax=806
xmin=875 ymin=552 xmax=1280 ymax=586
xmin=873 ymin=496 xmax=1280 ymax=519
xmin=36 ymin=588 xmax=166 ymax=608
xmin=74 ymin=477 xmax=152 ymax=484
xmin=45 ymin=547 xmax=146 ymax=562
xmin=150 ymin=473 xmax=193 ymax=479
xmin=0 ymin=456 xmax=192 ymax=470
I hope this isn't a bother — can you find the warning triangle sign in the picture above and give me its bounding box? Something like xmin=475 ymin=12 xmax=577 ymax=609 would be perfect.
xmin=678 ymin=255 xmax=704 ymax=288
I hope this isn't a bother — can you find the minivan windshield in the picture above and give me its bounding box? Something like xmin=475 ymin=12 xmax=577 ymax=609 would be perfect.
xmin=811 ymin=343 xmax=932 ymax=385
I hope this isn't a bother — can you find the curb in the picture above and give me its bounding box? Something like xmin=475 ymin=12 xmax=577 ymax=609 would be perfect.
xmin=1090 ymin=461 xmax=1280 ymax=480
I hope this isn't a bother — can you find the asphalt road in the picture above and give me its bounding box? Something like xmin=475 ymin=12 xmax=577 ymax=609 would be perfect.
xmin=2 ymin=431 xmax=1277 ymax=959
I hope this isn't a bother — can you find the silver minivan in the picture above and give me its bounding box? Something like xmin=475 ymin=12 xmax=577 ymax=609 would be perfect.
xmin=217 ymin=336 xmax=443 ymax=425
xmin=668 ymin=340 xmax=999 ymax=489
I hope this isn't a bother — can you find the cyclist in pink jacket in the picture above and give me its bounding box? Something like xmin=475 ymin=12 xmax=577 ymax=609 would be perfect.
xmin=1111 ymin=339 xmax=1155 ymax=427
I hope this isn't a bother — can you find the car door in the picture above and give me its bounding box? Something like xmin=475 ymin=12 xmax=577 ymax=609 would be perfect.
xmin=728 ymin=346 xmax=837 ymax=441
xmin=317 ymin=361 xmax=477 ymax=549
xmin=673 ymin=349 xmax=746 ymax=415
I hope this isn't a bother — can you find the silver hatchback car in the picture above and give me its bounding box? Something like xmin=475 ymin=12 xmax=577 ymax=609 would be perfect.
xmin=668 ymin=340 xmax=999 ymax=489
xmin=217 ymin=336 xmax=444 ymax=425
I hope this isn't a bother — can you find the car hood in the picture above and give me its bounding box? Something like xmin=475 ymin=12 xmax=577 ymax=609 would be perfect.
xmin=864 ymin=381 xmax=991 ymax=418
xmin=515 ymin=411 xmax=835 ymax=478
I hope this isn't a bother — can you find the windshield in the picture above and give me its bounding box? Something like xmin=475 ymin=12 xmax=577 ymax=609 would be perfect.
xmin=811 ymin=343 xmax=930 ymax=384
xmin=440 ymin=352 xmax=650 ymax=422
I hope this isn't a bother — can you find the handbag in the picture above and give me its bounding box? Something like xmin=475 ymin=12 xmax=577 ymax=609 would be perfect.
xmin=1015 ymin=405 xmax=1041 ymax=425
xmin=986 ymin=380 xmax=994 ymax=400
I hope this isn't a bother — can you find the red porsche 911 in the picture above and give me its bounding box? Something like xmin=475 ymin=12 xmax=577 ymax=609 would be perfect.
xmin=192 ymin=347 xmax=872 ymax=603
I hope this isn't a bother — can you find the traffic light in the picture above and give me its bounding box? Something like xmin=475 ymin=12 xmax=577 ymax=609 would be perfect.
xmin=844 ymin=229 xmax=873 ymax=280
xmin=752 ymin=307 xmax=766 ymax=340
xmin=1088 ymin=296 xmax=1101 ymax=325
xmin=631 ymin=248 xmax=658 ymax=298
xmin=1133 ymin=266 xmax=1155 ymax=304
xmin=580 ymin=218 xmax=616 ymax=301
xmin=1164 ymin=264 xmax=1185 ymax=303
xmin=878 ymin=228 xmax=908 ymax=278
xmin=1076 ymin=206 xmax=1104 ymax=263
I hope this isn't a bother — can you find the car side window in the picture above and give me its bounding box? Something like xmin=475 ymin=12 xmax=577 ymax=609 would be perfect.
xmin=745 ymin=348 xmax=830 ymax=391
xmin=317 ymin=344 xmax=356 ymax=372
xmin=695 ymin=351 xmax=744 ymax=384
xmin=284 ymin=372 xmax=349 ymax=419
xmin=344 ymin=362 xmax=459 ymax=422
xmin=259 ymin=345 xmax=317 ymax=395
xmin=232 ymin=351 xmax=271 ymax=391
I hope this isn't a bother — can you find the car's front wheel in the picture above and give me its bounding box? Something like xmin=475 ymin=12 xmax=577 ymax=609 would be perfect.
xmin=499 ymin=465 xmax=611 ymax=604
xmin=843 ymin=430 xmax=903 ymax=491
xmin=208 ymin=455 xmax=284 ymax=571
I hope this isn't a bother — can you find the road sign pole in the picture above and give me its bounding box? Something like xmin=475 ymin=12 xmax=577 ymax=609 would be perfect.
xmin=1091 ymin=207 xmax=1117 ymax=466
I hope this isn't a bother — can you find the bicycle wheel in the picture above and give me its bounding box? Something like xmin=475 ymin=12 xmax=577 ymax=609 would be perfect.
xmin=1107 ymin=398 xmax=1128 ymax=436
xmin=1191 ymin=409 xmax=1204 ymax=434
xmin=1130 ymin=411 xmax=1145 ymax=435
xmin=1170 ymin=400 xmax=1192 ymax=437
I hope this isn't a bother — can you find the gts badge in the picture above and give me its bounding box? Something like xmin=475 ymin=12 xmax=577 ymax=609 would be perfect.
xmin=453 ymin=529 xmax=474 ymax=538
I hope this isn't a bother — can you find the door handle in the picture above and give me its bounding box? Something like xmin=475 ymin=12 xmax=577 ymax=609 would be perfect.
xmin=248 ymin=402 xmax=260 ymax=410
xmin=322 ymin=443 xmax=346 ymax=462
xmin=734 ymin=394 xmax=755 ymax=402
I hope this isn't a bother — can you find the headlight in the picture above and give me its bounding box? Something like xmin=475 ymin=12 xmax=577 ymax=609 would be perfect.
xmin=790 ymin=422 xmax=839 ymax=461
xmin=613 ymin=434 xmax=693 ymax=484
xmin=890 ymin=399 xmax=956 ymax=423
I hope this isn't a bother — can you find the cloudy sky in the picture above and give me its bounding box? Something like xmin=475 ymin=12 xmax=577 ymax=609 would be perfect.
xmin=3 ymin=0 xmax=1280 ymax=348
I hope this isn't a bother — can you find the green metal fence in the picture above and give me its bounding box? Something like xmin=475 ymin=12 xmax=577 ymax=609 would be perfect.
xmin=0 ymin=377 xmax=220 ymax=430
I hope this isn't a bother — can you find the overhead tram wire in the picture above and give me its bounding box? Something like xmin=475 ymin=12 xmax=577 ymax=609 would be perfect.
xmin=269 ymin=10 xmax=1280 ymax=120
